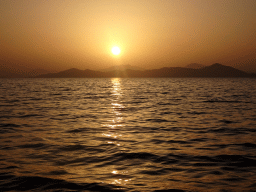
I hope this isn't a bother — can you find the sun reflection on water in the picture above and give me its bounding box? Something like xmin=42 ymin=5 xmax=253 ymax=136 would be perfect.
xmin=101 ymin=78 xmax=131 ymax=186
xmin=101 ymin=78 xmax=125 ymax=129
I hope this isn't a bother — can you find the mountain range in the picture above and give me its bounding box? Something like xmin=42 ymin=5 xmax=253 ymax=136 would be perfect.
xmin=185 ymin=63 xmax=206 ymax=69
xmin=100 ymin=64 xmax=145 ymax=72
xmin=1 ymin=63 xmax=255 ymax=78
xmin=32 ymin=63 xmax=255 ymax=78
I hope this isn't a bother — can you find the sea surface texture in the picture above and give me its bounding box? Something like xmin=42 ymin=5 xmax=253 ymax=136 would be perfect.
xmin=0 ymin=78 xmax=256 ymax=192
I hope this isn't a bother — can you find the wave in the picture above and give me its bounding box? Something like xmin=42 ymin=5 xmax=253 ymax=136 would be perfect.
xmin=1 ymin=78 xmax=255 ymax=191
xmin=0 ymin=173 xmax=126 ymax=192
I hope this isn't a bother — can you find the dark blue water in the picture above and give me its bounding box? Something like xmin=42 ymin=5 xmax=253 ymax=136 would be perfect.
xmin=0 ymin=78 xmax=256 ymax=192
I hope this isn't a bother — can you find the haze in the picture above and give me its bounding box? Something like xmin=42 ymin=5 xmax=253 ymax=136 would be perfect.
xmin=1 ymin=0 xmax=255 ymax=73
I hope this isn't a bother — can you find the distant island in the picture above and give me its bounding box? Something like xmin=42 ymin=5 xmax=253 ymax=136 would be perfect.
xmin=34 ymin=63 xmax=255 ymax=78
xmin=1 ymin=63 xmax=255 ymax=78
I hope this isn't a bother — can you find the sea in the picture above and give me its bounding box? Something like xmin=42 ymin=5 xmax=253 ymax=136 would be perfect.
xmin=0 ymin=78 xmax=256 ymax=192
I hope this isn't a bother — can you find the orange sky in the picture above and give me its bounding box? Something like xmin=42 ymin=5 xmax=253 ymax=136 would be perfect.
xmin=1 ymin=0 xmax=255 ymax=72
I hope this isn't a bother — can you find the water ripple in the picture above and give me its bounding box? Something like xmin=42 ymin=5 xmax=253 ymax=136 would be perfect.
xmin=0 ymin=78 xmax=255 ymax=191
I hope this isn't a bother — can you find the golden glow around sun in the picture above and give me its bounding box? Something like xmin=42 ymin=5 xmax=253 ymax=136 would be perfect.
xmin=111 ymin=46 xmax=121 ymax=55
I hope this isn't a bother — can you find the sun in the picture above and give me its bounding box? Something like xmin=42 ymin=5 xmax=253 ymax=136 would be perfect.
xmin=111 ymin=46 xmax=121 ymax=55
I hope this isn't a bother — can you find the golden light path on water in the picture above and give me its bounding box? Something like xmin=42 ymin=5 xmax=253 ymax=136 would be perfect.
xmin=102 ymin=78 xmax=131 ymax=186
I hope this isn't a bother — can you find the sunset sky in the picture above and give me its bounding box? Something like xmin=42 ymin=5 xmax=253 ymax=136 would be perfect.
xmin=1 ymin=0 xmax=255 ymax=72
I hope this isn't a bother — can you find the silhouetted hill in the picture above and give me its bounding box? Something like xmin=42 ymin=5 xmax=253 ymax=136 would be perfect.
xmin=197 ymin=63 xmax=252 ymax=77
xmin=36 ymin=68 xmax=108 ymax=78
xmin=101 ymin=64 xmax=144 ymax=72
xmin=185 ymin=63 xmax=205 ymax=69
xmin=35 ymin=63 xmax=255 ymax=78
xmin=232 ymin=63 xmax=256 ymax=74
